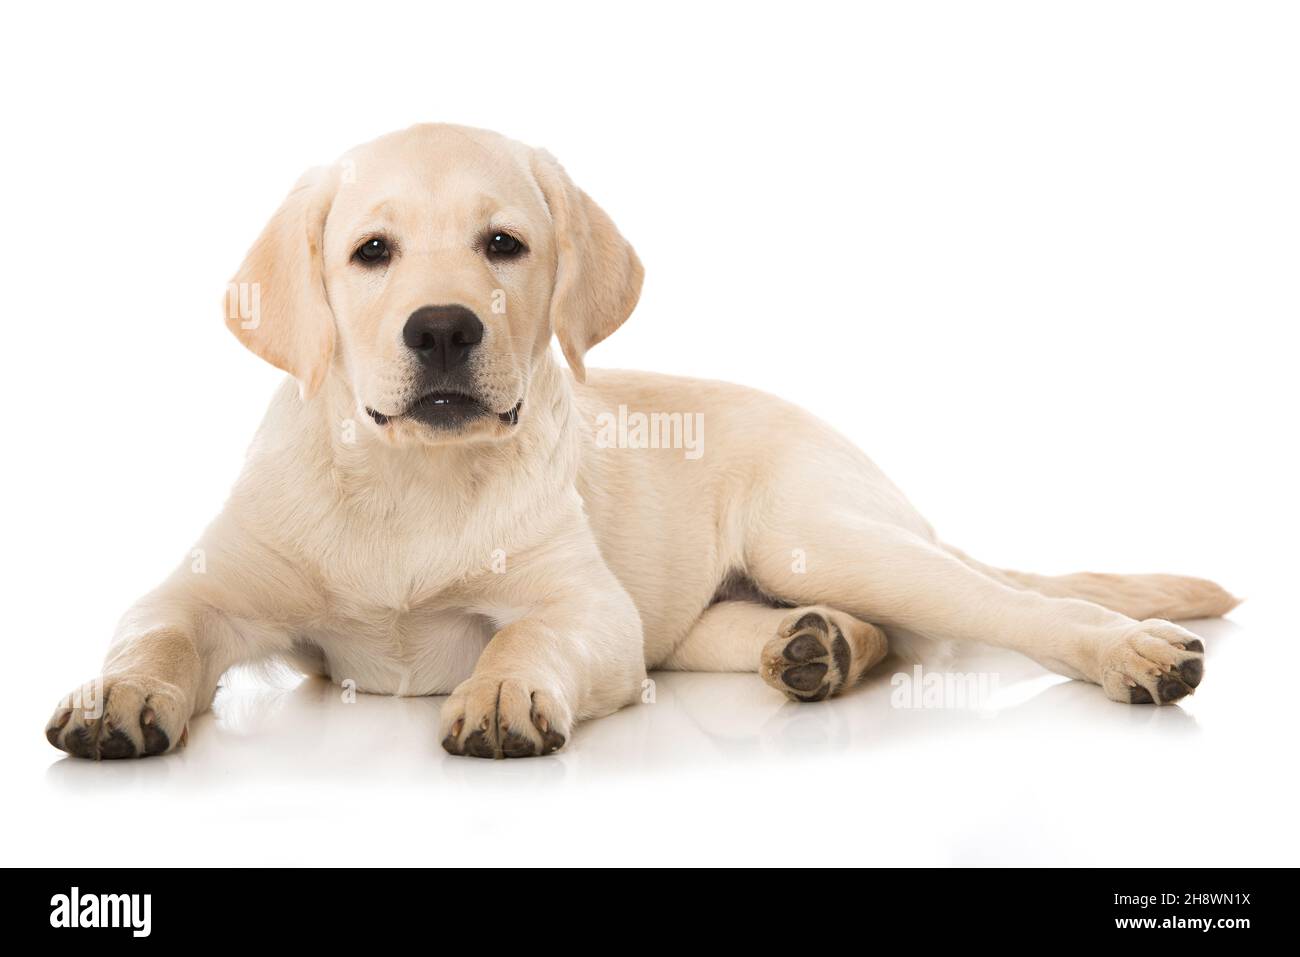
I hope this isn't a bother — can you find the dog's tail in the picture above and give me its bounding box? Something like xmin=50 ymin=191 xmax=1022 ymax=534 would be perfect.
xmin=944 ymin=545 xmax=1241 ymax=621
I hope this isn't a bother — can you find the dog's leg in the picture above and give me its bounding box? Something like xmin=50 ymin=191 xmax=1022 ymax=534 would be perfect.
xmin=748 ymin=519 xmax=1206 ymax=704
xmin=439 ymin=532 xmax=647 ymax=759
xmin=44 ymin=598 xmax=294 ymax=760
xmin=660 ymin=601 xmax=888 ymax=702
xmin=45 ymin=517 xmax=303 ymax=759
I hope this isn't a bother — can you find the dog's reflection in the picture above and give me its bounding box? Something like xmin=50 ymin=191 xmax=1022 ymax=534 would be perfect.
xmin=47 ymin=617 xmax=1236 ymax=788
xmin=624 ymin=618 xmax=1239 ymax=767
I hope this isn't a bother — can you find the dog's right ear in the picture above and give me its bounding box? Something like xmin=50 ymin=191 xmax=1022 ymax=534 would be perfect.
xmin=224 ymin=167 xmax=340 ymax=399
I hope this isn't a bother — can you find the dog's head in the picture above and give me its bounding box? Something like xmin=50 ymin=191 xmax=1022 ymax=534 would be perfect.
xmin=225 ymin=124 xmax=642 ymax=445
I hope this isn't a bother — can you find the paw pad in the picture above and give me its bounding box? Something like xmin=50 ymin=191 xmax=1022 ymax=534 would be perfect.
xmin=764 ymin=611 xmax=853 ymax=702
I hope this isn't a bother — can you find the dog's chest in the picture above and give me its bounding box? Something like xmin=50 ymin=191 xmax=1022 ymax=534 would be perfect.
xmin=254 ymin=434 xmax=571 ymax=695
xmin=297 ymin=506 xmax=528 ymax=695
xmin=304 ymin=492 xmax=500 ymax=609
xmin=309 ymin=605 xmax=496 ymax=696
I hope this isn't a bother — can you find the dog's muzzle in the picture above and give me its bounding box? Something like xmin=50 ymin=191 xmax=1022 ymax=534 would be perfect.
xmin=365 ymin=397 xmax=522 ymax=429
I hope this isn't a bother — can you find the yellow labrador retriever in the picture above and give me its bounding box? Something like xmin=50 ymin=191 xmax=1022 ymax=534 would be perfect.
xmin=46 ymin=124 xmax=1237 ymax=760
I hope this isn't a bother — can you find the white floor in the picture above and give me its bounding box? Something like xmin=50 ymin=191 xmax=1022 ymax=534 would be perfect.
xmin=12 ymin=600 xmax=1293 ymax=867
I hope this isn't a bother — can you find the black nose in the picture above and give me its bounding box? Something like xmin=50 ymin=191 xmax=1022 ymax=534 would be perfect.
xmin=402 ymin=305 xmax=484 ymax=372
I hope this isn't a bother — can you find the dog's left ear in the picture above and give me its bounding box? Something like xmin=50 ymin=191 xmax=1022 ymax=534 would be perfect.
xmin=531 ymin=150 xmax=643 ymax=382
xmin=225 ymin=166 xmax=340 ymax=399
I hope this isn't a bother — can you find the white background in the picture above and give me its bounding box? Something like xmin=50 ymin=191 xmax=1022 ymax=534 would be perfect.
xmin=1 ymin=1 xmax=1296 ymax=866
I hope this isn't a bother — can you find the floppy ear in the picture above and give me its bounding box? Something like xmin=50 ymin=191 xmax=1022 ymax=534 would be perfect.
xmin=225 ymin=166 xmax=339 ymax=398
xmin=531 ymin=150 xmax=643 ymax=382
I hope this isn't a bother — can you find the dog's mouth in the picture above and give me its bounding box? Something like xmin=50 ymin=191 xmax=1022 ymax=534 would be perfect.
xmin=366 ymin=394 xmax=522 ymax=430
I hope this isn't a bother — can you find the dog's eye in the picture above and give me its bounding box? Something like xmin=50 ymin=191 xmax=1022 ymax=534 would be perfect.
xmin=354 ymin=238 xmax=390 ymax=265
xmin=486 ymin=232 xmax=525 ymax=259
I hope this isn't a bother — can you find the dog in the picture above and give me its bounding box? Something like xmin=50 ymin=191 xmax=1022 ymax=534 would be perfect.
xmin=45 ymin=123 xmax=1238 ymax=760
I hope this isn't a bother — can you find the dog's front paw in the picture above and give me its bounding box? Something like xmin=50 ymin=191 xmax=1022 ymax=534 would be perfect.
xmin=1099 ymin=619 xmax=1205 ymax=705
xmin=439 ymin=676 xmax=570 ymax=759
xmin=45 ymin=675 xmax=189 ymax=759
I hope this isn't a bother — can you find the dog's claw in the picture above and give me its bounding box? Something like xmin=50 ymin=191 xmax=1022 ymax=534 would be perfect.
xmin=1103 ymin=620 xmax=1207 ymax=705
xmin=45 ymin=677 xmax=186 ymax=759
xmin=440 ymin=678 xmax=570 ymax=759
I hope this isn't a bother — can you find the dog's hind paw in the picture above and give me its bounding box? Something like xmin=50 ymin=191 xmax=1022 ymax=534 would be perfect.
xmin=760 ymin=607 xmax=885 ymax=702
xmin=1099 ymin=619 xmax=1206 ymax=705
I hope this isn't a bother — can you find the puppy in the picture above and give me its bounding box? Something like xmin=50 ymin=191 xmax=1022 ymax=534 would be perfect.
xmin=46 ymin=124 xmax=1236 ymax=760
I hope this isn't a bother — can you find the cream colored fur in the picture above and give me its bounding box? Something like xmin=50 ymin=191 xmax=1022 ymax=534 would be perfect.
xmin=45 ymin=124 xmax=1238 ymax=760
